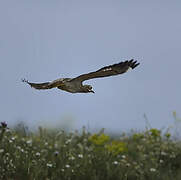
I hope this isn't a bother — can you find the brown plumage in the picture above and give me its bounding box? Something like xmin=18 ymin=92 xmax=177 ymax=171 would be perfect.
xmin=22 ymin=59 xmax=140 ymax=93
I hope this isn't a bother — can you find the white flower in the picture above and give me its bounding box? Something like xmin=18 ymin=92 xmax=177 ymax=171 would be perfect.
xmin=11 ymin=137 xmax=16 ymax=141
xmin=122 ymin=155 xmax=126 ymax=159
xmin=36 ymin=152 xmax=40 ymax=156
xmin=0 ymin=149 xmax=4 ymax=153
xmin=21 ymin=148 xmax=24 ymax=153
xmin=159 ymin=159 xmax=164 ymax=163
xmin=150 ymin=168 xmax=156 ymax=172
xmin=78 ymin=154 xmax=83 ymax=158
xmin=65 ymin=139 xmax=71 ymax=144
xmin=47 ymin=163 xmax=53 ymax=167
xmin=126 ymin=163 xmax=130 ymax=167
xmin=65 ymin=164 xmax=70 ymax=168
xmin=113 ymin=161 xmax=118 ymax=165
xmin=16 ymin=146 xmax=21 ymax=150
xmin=69 ymin=156 xmax=75 ymax=160
xmin=161 ymin=151 xmax=167 ymax=156
xmin=26 ymin=140 xmax=32 ymax=145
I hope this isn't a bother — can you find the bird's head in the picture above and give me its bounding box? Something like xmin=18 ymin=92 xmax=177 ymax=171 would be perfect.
xmin=84 ymin=85 xmax=95 ymax=93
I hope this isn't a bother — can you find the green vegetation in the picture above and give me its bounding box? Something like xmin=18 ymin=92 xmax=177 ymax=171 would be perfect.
xmin=0 ymin=122 xmax=181 ymax=180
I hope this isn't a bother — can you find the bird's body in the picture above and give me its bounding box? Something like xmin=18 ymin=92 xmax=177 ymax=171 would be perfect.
xmin=22 ymin=59 xmax=140 ymax=94
xmin=54 ymin=78 xmax=88 ymax=93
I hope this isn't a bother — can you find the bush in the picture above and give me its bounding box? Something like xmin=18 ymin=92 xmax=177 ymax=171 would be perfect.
xmin=0 ymin=122 xmax=181 ymax=180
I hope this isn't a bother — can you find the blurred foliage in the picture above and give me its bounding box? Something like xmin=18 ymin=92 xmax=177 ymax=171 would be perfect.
xmin=1 ymin=119 xmax=181 ymax=180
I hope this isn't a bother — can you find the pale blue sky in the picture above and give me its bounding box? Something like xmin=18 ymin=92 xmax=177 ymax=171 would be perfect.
xmin=0 ymin=0 xmax=181 ymax=131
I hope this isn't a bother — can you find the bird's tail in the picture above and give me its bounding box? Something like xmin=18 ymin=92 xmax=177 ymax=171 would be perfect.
xmin=22 ymin=78 xmax=53 ymax=90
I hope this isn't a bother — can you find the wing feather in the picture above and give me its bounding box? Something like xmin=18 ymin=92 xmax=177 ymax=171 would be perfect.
xmin=71 ymin=59 xmax=140 ymax=82
xmin=22 ymin=78 xmax=65 ymax=90
xmin=22 ymin=79 xmax=53 ymax=89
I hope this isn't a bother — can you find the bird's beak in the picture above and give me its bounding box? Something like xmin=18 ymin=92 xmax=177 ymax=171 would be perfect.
xmin=90 ymin=90 xmax=95 ymax=93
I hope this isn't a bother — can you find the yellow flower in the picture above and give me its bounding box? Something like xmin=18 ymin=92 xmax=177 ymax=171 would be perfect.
xmin=106 ymin=140 xmax=127 ymax=155
xmin=89 ymin=133 xmax=110 ymax=146
xmin=149 ymin=128 xmax=161 ymax=137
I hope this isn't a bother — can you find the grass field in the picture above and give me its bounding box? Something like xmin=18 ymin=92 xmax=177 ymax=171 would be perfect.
xmin=0 ymin=121 xmax=181 ymax=180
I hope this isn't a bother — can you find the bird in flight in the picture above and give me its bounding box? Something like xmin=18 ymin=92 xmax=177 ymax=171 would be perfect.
xmin=22 ymin=59 xmax=140 ymax=94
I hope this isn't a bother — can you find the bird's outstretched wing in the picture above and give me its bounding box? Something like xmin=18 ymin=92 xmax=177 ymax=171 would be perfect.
xmin=21 ymin=78 xmax=65 ymax=90
xmin=71 ymin=59 xmax=139 ymax=83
